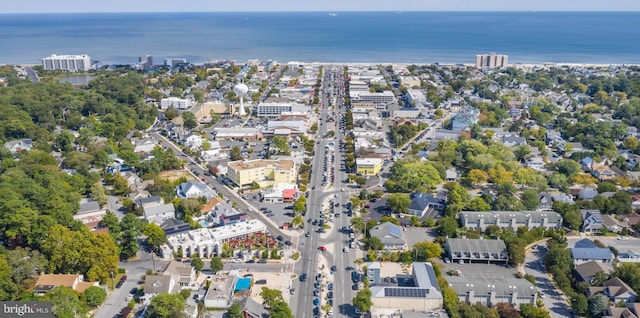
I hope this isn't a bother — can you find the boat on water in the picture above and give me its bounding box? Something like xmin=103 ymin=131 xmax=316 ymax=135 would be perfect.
xmin=328 ymin=13 xmax=338 ymax=17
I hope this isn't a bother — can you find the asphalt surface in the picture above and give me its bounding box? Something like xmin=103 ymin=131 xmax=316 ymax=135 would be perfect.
xmin=524 ymin=243 xmax=573 ymax=318
xmin=292 ymin=66 xmax=358 ymax=318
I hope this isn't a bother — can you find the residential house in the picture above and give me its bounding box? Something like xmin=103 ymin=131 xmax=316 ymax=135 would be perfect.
xmin=603 ymin=303 xmax=640 ymax=318
xmin=573 ymin=261 xmax=614 ymax=284
xmin=578 ymin=186 xmax=599 ymax=201
xmin=136 ymin=195 xmax=163 ymax=211
xmin=184 ymin=133 xmax=203 ymax=150
xmin=571 ymin=238 xmax=614 ymax=265
xmin=589 ymin=277 xmax=637 ymax=304
xmin=220 ymin=213 xmax=248 ymax=226
xmin=161 ymin=218 xmax=191 ymax=236
xmin=526 ymin=157 xmax=546 ymax=171
xmin=582 ymin=210 xmax=604 ymax=233
xmin=144 ymin=203 xmax=176 ymax=225
xmin=502 ymin=135 xmax=527 ymax=147
xmin=176 ymin=181 xmax=215 ymax=199
xmin=162 ymin=260 xmax=197 ymax=290
xmin=581 ymin=157 xmax=595 ymax=172
xmin=459 ymin=211 xmax=563 ymax=232
xmin=142 ymin=275 xmax=176 ymax=303
xmin=448 ymin=276 xmax=537 ymax=308
xmin=407 ymin=192 xmax=446 ymax=218
xmin=451 ymin=107 xmax=480 ymax=131
xmin=239 ymin=297 xmax=268 ymax=318
xmin=369 ymin=222 xmax=408 ymax=251
xmin=445 ymin=238 xmax=508 ymax=264
xmin=133 ymin=138 xmax=157 ymax=153
xmin=4 ymin=139 xmax=33 ymax=153
xmin=33 ymin=274 xmax=99 ymax=296
xmin=592 ymin=165 xmax=617 ymax=181
xmin=73 ymin=199 xmax=106 ymax=230
xmin=445 ymin=168 xmax=459 ymax=182
xmin=602 ymin=215 xmax=629 ymax=233
xmin=370 ymin=262 xmax=443 ymax=311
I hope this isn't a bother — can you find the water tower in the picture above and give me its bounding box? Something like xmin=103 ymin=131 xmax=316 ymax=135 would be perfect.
xmin=233 ymin=82 xmax=249 ymax=117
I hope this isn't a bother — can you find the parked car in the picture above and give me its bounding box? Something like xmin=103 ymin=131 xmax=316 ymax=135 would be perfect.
xmin=300 ymin=273 xmax=307 ymax=282
xmin=257 ymin=259 xmax=267 ymax=264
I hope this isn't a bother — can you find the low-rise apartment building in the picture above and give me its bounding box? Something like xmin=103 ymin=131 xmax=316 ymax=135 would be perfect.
xmin=459 ymin=211 xmax=563 ymax=232
xmin=226 ymin=158 xmax=297 ymax=188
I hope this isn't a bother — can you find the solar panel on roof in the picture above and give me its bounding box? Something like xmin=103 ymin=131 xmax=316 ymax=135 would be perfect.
xmin=389 ymin=224 xmax=402 ymax=238
xmin=384 ymin=288 xmax=430 ymax=298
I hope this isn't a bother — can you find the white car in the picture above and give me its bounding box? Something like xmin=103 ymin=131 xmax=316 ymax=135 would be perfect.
xmin=343 ymin=247 xmax=349 ymax=253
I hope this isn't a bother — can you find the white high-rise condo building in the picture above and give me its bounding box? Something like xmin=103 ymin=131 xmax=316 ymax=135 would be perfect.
xmin=475 ymin=53 xmax=508 ymax=69
xmin=42 ymin=54 xmax=91 ymax=71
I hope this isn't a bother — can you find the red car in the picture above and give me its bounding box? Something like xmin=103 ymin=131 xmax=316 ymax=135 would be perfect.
xmin=318 ymin=246 xmax=327 ymax=252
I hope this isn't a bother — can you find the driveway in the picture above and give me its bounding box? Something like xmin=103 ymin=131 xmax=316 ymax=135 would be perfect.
xmin=524 ymin=244 xmax=573 ymax=318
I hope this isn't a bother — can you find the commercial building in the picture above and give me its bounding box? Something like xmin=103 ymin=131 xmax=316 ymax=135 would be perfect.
xmin=162 ymin=219 xmax=267 ymax=259
xmin=255 ymin=103 xmax=310 ymax=118
xmin=459 ymin=211 xmax=563 ymax=232
xmin=349 ymin=91 xmax=395 ymax=104
xmin=226 ymin=159 xmax=297 ymax=188
xmin=42 ymin=54 xmax=91 ymax=71
xmin=475 ymin=53 xmax=509 ymax=69
xmin=445 ymin=238 xmax=508 ymax=264
xmin=356 ymin=158 xmax=383 ymax=176
xmin=204 ymin=274 xmax=237 ymax=308
xmin=370 ymin=262 xmax=443 ymax=311
xmin=160 ymin=97 xmax=192 ymax=110
xmin=369 ymin=222 xmax=408 ymax=251
xmin=366 ymin=262 xmax=381 ymax=284
xmin=448 ymin=276 xmax=537 ymax=308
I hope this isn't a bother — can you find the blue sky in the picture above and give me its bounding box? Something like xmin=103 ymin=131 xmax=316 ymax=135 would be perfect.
xmin=2 ymin=0 xmax=639 ymax=13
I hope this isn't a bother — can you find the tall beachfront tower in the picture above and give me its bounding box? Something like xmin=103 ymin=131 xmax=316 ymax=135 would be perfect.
xmin=234 ymin=81 xmax=249 ymax=117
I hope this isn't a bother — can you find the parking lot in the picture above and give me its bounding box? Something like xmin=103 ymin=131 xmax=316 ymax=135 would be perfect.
xmin=440 ymin=261 xmax=518 ymax=279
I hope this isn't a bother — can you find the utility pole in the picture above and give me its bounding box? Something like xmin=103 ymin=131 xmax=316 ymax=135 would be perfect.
xmin=110 ymin=270 xmax=115 ymax=289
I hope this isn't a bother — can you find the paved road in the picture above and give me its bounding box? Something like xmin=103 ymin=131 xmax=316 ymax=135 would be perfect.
xmin=292 ymin=65 xmax=358 ymax=318
xmin=524 ymin=243 xmax=573 ymax=318
xmin=94 ymin=250 xmax=169 ymax=318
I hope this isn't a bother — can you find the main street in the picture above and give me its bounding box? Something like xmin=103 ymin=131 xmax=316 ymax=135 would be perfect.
xmin=291 ymin=65 xmax=358 ymax=318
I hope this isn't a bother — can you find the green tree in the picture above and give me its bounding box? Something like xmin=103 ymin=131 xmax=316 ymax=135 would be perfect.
xmin=521 ymin=189 xmax=540 ymax=210
xmin=260 ymin=287 xmax=284 ymax=309
xmin=144 ymin=223 xmax=167 ymax=253
xmin=145 ymin=293 xmax=185 ymax=318
xmin=365 ymin=237 xmax=384 ymax=251
xmin=84 ymin=286 xmax=107 ymax=307
xmin=293 ymin=197 xmax=307 ymax=214
xmin=269 ymin=300 xmax=294 ymax=318
xmin=182 ymin=112 xmax=197 ymax=130
xmin=387 ymin=193 xmax=411 ymax=213
xmin=191 ymin=256 xmax=204 ymax=272
xmin=353 ymin=289 xmax=373 ymax=312
xmin=437 ymin=217 xmax=459 ymax=237
xmin=210 ymin=256 xmax=224 ymax=272
xmin=588 ymin=294 xmax=609 ymax=318
xmin=226 ymin=302 xmax=243 ymax=318
xmin=412 ymin=241 xmax=442 ymax=261
xmin=90 ymin=181 xmax=108 ymax=206
xmin=45 ymin=286 xmax=86 ymax=318
xmin=291 ymin=215 xmax=304 ymax=229
xmin=230 ymin=146 xmax=242 ymax=161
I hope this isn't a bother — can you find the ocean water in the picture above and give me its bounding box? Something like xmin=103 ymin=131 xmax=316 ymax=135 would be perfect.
xmin=0 ymin=11 xmax=639 ymax=65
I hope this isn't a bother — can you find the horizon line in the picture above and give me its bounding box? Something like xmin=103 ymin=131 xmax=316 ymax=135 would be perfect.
xmin=2 ymin=10 xmax=640 ymax=14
